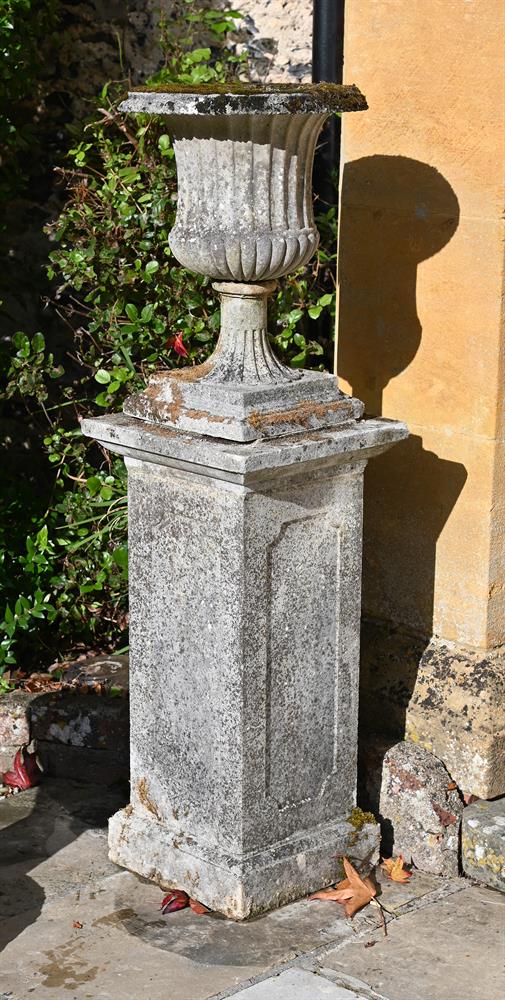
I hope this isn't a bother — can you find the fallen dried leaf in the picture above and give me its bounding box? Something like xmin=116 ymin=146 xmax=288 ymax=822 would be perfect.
xmin=381 ymin=855 xmax=412 ymax=883
xmin=160 ymin=890 xmax=210 ymax=916
xmin=2 ymin=746 xmax=42 ymax=790
xmin=310 ymin=857 xmax=377 ymax=918
xmin=161 ymin=890 xmax=189 ymax=914
xmin=73 ymin=920 xmax=83 ymax=929
xmin=189 ymin=898 xmax=210 ymax=915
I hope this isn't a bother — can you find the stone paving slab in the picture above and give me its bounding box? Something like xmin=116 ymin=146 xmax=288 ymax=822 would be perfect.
xmin=0 ymin=781 xmax=125 ymax=924
xmin=1 ymin=780 xmax=503 ymax=1000
xmin=226 ymin=968 xmax=388 ymax=999
xmin=320 ymin=883 xmax=505 ymax=1000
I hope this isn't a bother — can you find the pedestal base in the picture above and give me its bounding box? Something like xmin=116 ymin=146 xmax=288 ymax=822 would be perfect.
xmin=82 ymin=413 xmax=407 ymax=919
xmin=109 ymin=806 xmax=379 ymax=919
xmin=124 ymin=369 xmax=364 ymax=443
xmin=124 ymin=281 xmax=363 ymax=442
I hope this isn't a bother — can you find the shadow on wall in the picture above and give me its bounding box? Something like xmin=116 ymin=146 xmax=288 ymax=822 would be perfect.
xmin=337 ymin=156 xmax=467 ymax=804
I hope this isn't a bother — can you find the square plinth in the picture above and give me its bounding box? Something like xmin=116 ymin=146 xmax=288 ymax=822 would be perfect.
xmin=81 ymin=414 xmax=407 ymax=918
xmin=123 ymin=369 xmax=364 ymax=442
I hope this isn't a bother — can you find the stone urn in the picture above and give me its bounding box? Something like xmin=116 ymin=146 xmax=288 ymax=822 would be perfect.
xmin=120 ymin=84 xmax=368 ymax=441
xmin=82 ymin=82 xmax=409 ymax=920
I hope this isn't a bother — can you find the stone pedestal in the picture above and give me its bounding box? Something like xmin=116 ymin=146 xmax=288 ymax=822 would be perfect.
xmin=82 ymin=413 xmax=406 ymax=918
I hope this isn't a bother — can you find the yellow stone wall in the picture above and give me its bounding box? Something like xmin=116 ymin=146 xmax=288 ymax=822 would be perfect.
xmin=337 ymin=0 xmax=505 ymax=649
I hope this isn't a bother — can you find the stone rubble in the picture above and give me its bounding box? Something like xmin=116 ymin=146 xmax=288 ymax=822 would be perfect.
xmin=379 ymin=741 xmax=463 ymax=877
xmin=462 ymin=797 xmax=505 ymax=892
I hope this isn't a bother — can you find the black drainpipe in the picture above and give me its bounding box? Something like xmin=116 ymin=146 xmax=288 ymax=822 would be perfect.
xmin=312 ymin=0 xmax=345 ymax=209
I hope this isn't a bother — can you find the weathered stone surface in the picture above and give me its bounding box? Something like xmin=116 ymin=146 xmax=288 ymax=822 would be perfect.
xmin=0 ymin=779 xmax=126 ymax=924
xmin=82 ymin=415 xmax=406 ymax=918
xmin=120 ymin=84 xmax=368 ymax=441
xmin=338 ymin=0 xmax=505 ymax=808
xmin=321 ymin=883 xmax=505 ymax=1000
xmin=232 ymin=968 xmax=388 ymax=999
xmin=121 ymin=84 xmax=365 ymax=286
xmin=238 ymin=0 xmax=312 ymax=83
xmin=462 ymin=798 xmax=505 ymax=892
xmin=81 ymin=413 xmax=408 ymax=479
xmin=65 ymin=653 xmax=129 ymax=690
xmin=7 ymin=777 xmax=495 ymax=1000
xmin=0 ymin=691 xmax=31 ymax=750
xmin=30 ymin=691 xmax=128 ymax=754
xmin=358 ymin=620 xmax=505 ymax=799
xmin=124 ymin=281 xmax=364 ymax=442
xmin=379 ymin=741 xmax=462 ymax=877
xmin=0 ymin=668 xmax=129 ymax=786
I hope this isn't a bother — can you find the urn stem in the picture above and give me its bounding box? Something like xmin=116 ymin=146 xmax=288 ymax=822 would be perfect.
xmin=201 ymin=281 xmax=302 ymax=385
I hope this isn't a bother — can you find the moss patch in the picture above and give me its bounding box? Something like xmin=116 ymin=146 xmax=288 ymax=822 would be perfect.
xmin=347 ymin=807 xmax=376 ymax=830
xmin=130 ymin=82 xmax=368 ymax=114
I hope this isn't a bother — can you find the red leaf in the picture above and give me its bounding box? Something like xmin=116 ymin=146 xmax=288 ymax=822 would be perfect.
xmin=165 ymin=332 xmax=188 ymax=357
xmin=160 ymin=889 xmax=189 ymax=914
xmin=2 ymin=746 xmax=42 ymax=790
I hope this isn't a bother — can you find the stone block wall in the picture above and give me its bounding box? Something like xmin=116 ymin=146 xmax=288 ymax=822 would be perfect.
xmin=237 ymin=0 xmax=312 ymax=81
xmin=338 ymin=0 xmax=505 ymax=797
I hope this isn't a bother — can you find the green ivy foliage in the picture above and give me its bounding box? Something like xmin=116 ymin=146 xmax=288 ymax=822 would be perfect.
xmin=0 ymin=1 xmax=338 ymax=680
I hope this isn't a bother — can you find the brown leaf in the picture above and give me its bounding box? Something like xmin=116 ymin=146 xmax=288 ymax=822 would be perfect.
xmin=341 ymin=857 xmax=377 ymax=917
xmin=189 ymin=898 xmax=210 ymax=915
xmin=381 ymin=855 xmax=412 ymax=883
xmin=309 ymin=878 xmax=351 ymax=902
xmin=73 ymin=920 xmax=83 ymax=929
xmin=310 ymin=858 xmax=376 ymax=918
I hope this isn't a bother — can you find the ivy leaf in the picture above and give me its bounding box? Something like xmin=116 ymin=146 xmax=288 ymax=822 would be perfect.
xmin=125 ymin=303 xmax=138 ymax=322
xmin=32 ymin=332 xmax=45 ymax=353
xmin=86 ymin=476 xmax=101 ymax=496
xmin=290 ymin=351 xmax=307 ymax=368
xmin=112 ymin=546 xmax=128 ymax=571
xmin=140 ymin=304 xmax=154 ymax=323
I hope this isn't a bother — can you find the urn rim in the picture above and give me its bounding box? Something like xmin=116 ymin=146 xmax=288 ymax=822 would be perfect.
xmin=119 ymin=82 xmax=367 ymax=117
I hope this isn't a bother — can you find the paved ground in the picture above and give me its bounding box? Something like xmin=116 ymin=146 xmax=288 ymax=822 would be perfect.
xmin=0 ymin=780 xmax=504 ymax=999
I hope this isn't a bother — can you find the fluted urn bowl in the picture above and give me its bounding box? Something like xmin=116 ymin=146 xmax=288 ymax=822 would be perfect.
xmin=119 ymin=84 xmax=367 ymax=283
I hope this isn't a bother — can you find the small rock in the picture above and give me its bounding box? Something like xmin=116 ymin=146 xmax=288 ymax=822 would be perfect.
xmin=379 ymin=741 xmax=463 ymax=877
xmin=65 ymin=654 xmax=129 ymax=690
xmin=462 ymin=797 xmax=505 ymax=892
